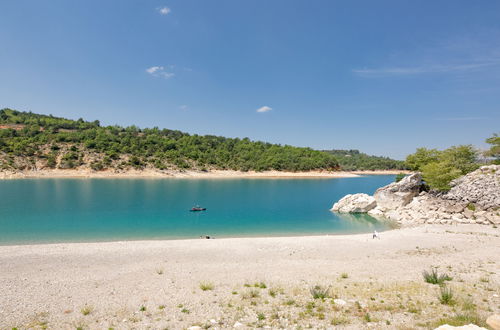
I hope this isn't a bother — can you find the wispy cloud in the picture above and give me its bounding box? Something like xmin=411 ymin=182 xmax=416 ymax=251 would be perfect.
xmin=256 ymin=106 xmax=272 ymax=113
xmin=145 ymin=66 xmax=174 ymax=79
xmin=158 ymin=7 xmax=171 ymax=15
xmin=353 ymin=32 xmax=500 ymax=78
xmin=434 ymin=116 xmax=487 ymax=121
xmin=179 ymin=105 xmax=188 ymax=111
xmin=353 ymin=61 xmax=500 ymax=77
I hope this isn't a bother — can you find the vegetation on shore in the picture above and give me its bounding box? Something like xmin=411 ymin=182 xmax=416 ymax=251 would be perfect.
xmin=404 ymin=135 xmax=498 ymax=191
xmin=322 ymin=149 xmax=406 ymax=171
xmin=0 ymin=109 xmax=339 ymax=172
xmin=0 ymin=108 xmax=409 ymax=173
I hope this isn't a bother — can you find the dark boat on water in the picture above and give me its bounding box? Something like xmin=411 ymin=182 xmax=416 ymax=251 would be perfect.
xmin=190 ymin=206 xmax=206 ymax=212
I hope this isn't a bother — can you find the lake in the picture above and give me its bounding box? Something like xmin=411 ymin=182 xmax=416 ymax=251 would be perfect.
xmin=0 ymin=175 xmax=395 ymax=245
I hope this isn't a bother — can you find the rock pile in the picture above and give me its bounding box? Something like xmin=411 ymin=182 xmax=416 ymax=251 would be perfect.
xmin=331 ymin=165 xmax=500 ymax=226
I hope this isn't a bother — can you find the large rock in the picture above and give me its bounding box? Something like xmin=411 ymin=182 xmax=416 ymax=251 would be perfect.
xmin=374 ymin=173 xmax=422 ymax=210
xmin=331 ymin=193 xmax=377 ymax=213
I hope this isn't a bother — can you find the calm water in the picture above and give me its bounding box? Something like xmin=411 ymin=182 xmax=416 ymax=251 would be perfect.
xmin=0 ymin=176 xmax=395 ymax=245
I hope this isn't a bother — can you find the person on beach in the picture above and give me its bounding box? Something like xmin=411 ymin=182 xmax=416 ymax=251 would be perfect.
xmin=373 ymin=230 xmax=380 ymax=239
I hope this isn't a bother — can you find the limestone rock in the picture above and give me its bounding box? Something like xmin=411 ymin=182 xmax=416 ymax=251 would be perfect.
xmin=443 ymin=165 xmax=500 ymax=212
xmin=487 ymin=314 xmax=500 ymax=330
xmin=331 ymin=193 xmax=377 ymax=213
xmin=374 ymin=173 xmax=422 ymax=209
xmin=434 ymin=325 xmax=487 ymax=330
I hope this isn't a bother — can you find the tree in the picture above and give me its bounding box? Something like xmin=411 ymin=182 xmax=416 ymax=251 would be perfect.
xmin=440 ymin=145 xmax=479 ymax=174
xmin=406 ymin=145 xmax=479 ymax=191
xmin=405 ymin=148 xmax=440 ymax=171
xmin=485 ymin=133 xmax=500 ymax=164
xmin=420 ymin=162 xmax=462 ymax=191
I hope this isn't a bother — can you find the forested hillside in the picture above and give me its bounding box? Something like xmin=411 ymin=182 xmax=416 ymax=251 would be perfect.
xmin=322 ymin=149 xmax=406 ymax=171
xmin=0 ymin=109 xmax=339 ymax=172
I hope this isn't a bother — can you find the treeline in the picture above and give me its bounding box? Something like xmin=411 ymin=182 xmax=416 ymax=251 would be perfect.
xmin=0 ymin=109 xmax=339 ymax=172
xmin=322 ymin=149 xmax=406 ymax=171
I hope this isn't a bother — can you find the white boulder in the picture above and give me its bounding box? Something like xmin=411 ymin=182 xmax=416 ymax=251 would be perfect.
xmin=434 ymin=324 xmax=487 ymax=330
xmin=331 ymin=193 xmax=377 ymax=213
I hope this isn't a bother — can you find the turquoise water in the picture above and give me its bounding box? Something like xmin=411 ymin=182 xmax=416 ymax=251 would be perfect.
xmin=0 ymin=176 xmax=395 ymax=245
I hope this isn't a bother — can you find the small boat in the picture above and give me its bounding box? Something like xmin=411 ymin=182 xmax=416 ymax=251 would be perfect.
xmin=190 ymin=206 xmax=206 ymax=212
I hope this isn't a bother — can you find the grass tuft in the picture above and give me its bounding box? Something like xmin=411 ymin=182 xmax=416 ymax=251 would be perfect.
xmin=434 ymin=312 xmax=487 ymax=327
xmin=438 ymin=285 xmax=455 ymax=305
xmin=199 ymin=282 xmax=214 ymax=291
xmin=423 ymin=267 xmax=452 ymax=285
xmin=310 ymin=285 xmax=330 ymax=299
xmin=80 ymin=305 xmax=93 ymax=316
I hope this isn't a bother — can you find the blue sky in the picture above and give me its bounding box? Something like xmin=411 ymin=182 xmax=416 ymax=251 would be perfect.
xmin=1 ymin=1 xmax=499 ymax=159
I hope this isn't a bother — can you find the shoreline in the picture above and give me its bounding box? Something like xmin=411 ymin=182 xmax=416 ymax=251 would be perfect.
xmin=0 ymin=168 xmax=409 ymax=179
xmin=1 ymin=223 xmax=498 ymax=328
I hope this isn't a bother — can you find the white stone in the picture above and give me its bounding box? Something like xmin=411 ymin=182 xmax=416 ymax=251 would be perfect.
xmin=434 ymin=324 xmax=487 ymax=330
xmin=331 ymin=193 xmax=377 ymax=213
xmin=233 ymin=321 xmax=244 ymax=328
xmin=333 ymin=299 xmax=346 ymax=306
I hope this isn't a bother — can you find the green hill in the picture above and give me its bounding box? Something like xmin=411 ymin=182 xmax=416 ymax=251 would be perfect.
xmin=322 ymin=149 xmax=406 ymax=171
xmin=0 ymin=108 xmax=339 ymax=172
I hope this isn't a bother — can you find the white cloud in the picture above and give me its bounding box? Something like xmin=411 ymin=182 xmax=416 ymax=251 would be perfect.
xmin=158 ymin=7 xmax=171 ymax=15
xmin=145 ymin=66 xmax=175 ymax=79
xmin=256 ymin=106 xmax=272 ymax=113
xmin=146 ymin=66 xmax=162 ymax=74
xmin=179 ymin=105 xmax=188 ymax=111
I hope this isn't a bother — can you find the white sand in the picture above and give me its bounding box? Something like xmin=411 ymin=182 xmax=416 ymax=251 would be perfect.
xmin=1 ymin=224 xmax=499 ymax=329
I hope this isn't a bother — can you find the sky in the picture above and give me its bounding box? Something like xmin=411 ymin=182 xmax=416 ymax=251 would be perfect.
xmin=1 ymin=1 xmax=499 ymax=159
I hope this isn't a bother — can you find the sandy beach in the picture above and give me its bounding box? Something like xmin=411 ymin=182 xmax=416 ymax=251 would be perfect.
xmin=0 ymin=169 xmax=409 ymax=180
xmin=1 ymin=224 xmax=498 ymax=329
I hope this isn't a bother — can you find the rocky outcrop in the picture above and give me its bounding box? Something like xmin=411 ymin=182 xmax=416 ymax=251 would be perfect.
xmin=443 ymin=165 xmax=500 ymax=212
xmin=331 ymin=193 xmax=376 ymax=213
xmin=373 ymin=173 xmax=422 ymax=210
xmin=332 ymin=165 xmax=500 ymax=226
